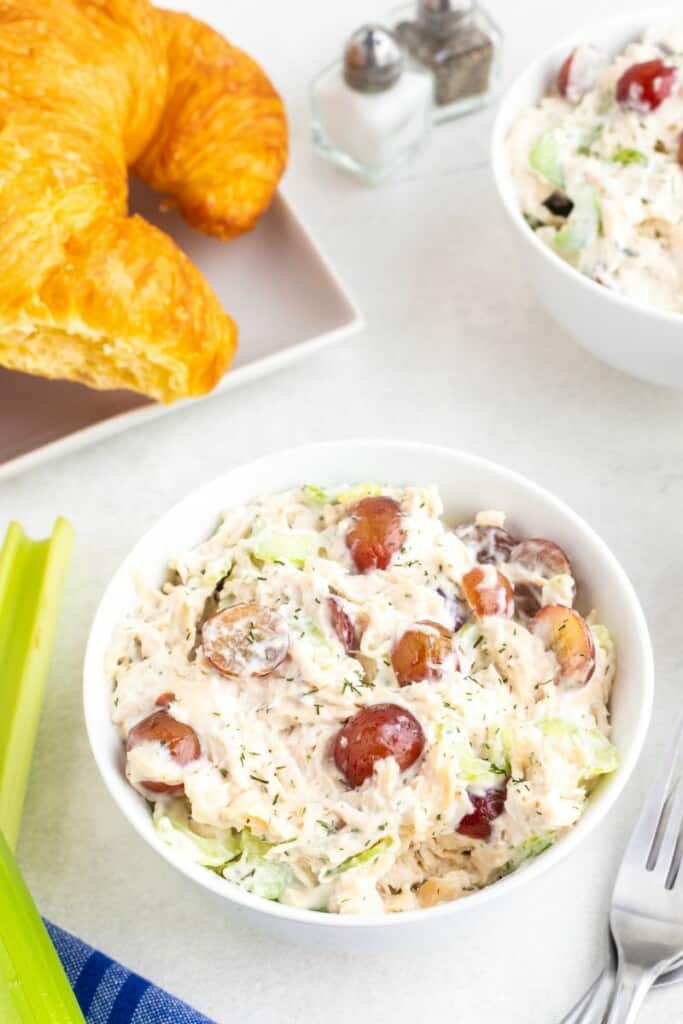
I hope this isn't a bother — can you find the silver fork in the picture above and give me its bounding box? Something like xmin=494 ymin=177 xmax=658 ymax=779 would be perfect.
xmin=560 ymin=949 xmax=683 ymax=1023
xmin=602 ymin=719 xmax=683 ymax=1023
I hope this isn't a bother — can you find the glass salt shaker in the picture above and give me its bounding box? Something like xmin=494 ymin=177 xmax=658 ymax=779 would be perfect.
xmin=311 ymin=24 xmax=432 ymax=184
xmin=390 ymin=0 xmax=502 ymax=122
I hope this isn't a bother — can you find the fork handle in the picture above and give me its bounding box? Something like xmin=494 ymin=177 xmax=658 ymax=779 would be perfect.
xmin=559 ymin=967 xmax=614 ymax=1023
xmin=604 ymin=963 xmax=658 ymax=1024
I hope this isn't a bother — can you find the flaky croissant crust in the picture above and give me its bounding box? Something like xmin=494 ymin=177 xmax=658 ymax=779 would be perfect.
xmin=0 ymin=0 xmax=288 ymax=402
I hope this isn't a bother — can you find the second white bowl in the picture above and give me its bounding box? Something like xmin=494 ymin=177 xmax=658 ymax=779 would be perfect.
xmin=492 ymin=8 xmax=683 ymax=389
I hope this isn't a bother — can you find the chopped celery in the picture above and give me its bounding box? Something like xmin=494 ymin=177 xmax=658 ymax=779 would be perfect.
xmin=153 ymin=801 xmax=240 ymax=868
xmin=0 ymin=831 xmax=85 ymax=1023
xmin=223 ymin=854 xmax=292 ymax=901
xmin=555 ymin=185 xmax=600 ymax=257
xmin=455 ymin=622 xmax=487 ymax=666
xmin=240 ymin=829 xmax=274 ymax=857
xmin=459 ymin=750 xmax=506 ymax=788
xmin=482 ymin=725 xmax=513 ymax=776
xmin=611 ymin=147 xmax=647 ymax=166
xmin=301 ymin=620 xmax=338 ymax=672
xmin=302 ymin=484 xmax=329 ymax=505
xmin=249 ymin=528 xmax=320 ymax=568
xmin=581 ymin=729 xmax=620 ymax=778
xmin=335 ymin=483 xmax=383 ymax=505
xmin=334 ymin=836 xmax=393 ymax=874
xmin=537 ymin=718 xmax=619 ymax=780
xmin=0 ymin=518 xmax=74 ymax=849
xmin=435 ymin=720 xmax=508 ymax=787
xmin=576 ymin=122 xmax=602 ymax=156
xmin=154 ymin=808 xmax=293 ymax=900
xmin=303 ymin=483 xmax=385 ymax=506
xmin=591 ymin=623 xmax=613 ymax=655
xmin=455 ymin=621 xmax=482 ymax=649
xmin=500 ymin=833 xmax=555 ymax=876
xmin=529 ymin=132 xmax=565 ymax=188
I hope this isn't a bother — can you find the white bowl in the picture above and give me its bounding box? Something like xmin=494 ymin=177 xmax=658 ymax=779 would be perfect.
xmin=83 ymin=440 xmax=653 ymax=950
xmin=491 ymin=7 xmax=683 ymax=389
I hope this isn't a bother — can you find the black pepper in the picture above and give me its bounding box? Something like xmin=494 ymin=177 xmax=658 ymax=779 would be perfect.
xmin=392 ymin=0 xmax=501 ymax=116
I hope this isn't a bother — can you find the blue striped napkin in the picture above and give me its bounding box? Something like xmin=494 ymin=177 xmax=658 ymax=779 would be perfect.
xmin=46 ymin=921 xmax=216 ymax=1024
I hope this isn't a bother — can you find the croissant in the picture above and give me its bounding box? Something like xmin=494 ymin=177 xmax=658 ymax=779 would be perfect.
xmin=0 ymin=0 xmax=288 ymax=402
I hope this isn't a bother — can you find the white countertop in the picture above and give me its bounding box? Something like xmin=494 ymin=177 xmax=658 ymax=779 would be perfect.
xmin=2 ymin=0 xmax=682 ymax=1020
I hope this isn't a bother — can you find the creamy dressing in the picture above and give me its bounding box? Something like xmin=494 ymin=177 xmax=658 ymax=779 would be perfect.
xmin=508 ymin=28 xmax=683 ymax=312
xmin=107 ymin=484 xmax=616 ymax=914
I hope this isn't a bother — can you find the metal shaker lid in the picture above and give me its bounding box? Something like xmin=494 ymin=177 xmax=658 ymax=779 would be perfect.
xmin=418 ymin=0 xmax=475 ymax=38
xmin=343 ymin=25 xmax=403 ymax=93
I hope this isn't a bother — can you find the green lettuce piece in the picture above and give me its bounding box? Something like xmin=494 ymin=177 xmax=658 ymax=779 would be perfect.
xmin=302 ymin=484 xmax=329 ymax=506
xmin=153 ymin=801 xmax=241 ymax=868
xmin=334 ymin=836 xmax=393 ymax=875
xmin=335 ymin=483 xmax=383 ymax=505
xmin=537 ymin=718 xmax=619 ymax=780
xmin=249 ymin=528 xmax=320 ymax=567
xmin=611 ymin=147 xmax=647 ymax=166
xmin=501 ymin=833 xmax=555 ymax=876
xmin=529 ymin=132 xmax=565 ymax=188
xmin=555 ymin=185 xmax=600 ymax=257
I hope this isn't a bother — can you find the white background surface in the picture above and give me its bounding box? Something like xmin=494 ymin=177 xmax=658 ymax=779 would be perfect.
xmin=1 ymin=0 xmax=682 ymax=1020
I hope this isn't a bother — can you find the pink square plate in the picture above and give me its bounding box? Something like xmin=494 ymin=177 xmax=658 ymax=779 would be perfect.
xmin=0 ymin=181 xmax=362 ymax=482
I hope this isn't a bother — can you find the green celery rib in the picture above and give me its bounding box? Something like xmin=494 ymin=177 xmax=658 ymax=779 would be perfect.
xmin=0 ymin=518 xmax=74 ymax=849
xmin=0 ymin=829 xmax=84 ymax=1023
xmin=0 ymin=517 xmax=85 ymax=1023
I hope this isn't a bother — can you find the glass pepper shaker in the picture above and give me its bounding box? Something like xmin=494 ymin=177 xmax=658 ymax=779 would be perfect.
xmin=310 ymin=25 xmax=432 ymax=184
xmin=390 ymin=0 xmax=502 ymax=122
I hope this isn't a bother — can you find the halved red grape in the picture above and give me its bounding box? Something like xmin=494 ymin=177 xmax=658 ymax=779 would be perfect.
xmin=457 ymin=787 xmax=506 ymax=840
xmin=557 ymin=51 xmax=574 ymax=97
xmin=557 ymin=45 xmax=607 ymax=103
xmin=437 ymin=587 xmax=469 ymax=632
xmin=202 ymin=603 xmax=289 ymax=678
xmin=511 ymin=538 xmax=575 ymax=616
xmin=511 ymin=538 xmax=572 ymax=579
xmin=334 ymin=703 xmax=425 ymax=787
xmin=616 ymin=59 xmax=676 ymax=112
xmin=455 ymin=522 xmax=517 ymax=564
xmin=391 ymin=621 xmax=456 ymax=687
xmin=346 ymin=496 xmax=404 ymax=572
xmin=327 ymin=596 xmax=358 ymax=651
xmin=531 ymin=605 xmax=595 ymax=687
xmin=513 ymin=584 xmax=543 ymax=619
xmin=126 ymin=710 xmax=201 ymax=795
xmin=462 ymin=567 xmax=514 ymax=619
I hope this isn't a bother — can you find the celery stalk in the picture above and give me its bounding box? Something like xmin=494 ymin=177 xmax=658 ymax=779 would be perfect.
xmin=0 ymin=829 xmax=84 ymax=1023
xmin=0 ymin=518 xmax=74 ymax=848
xmin=0 ymin=517 xmax=84 ymax=1023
